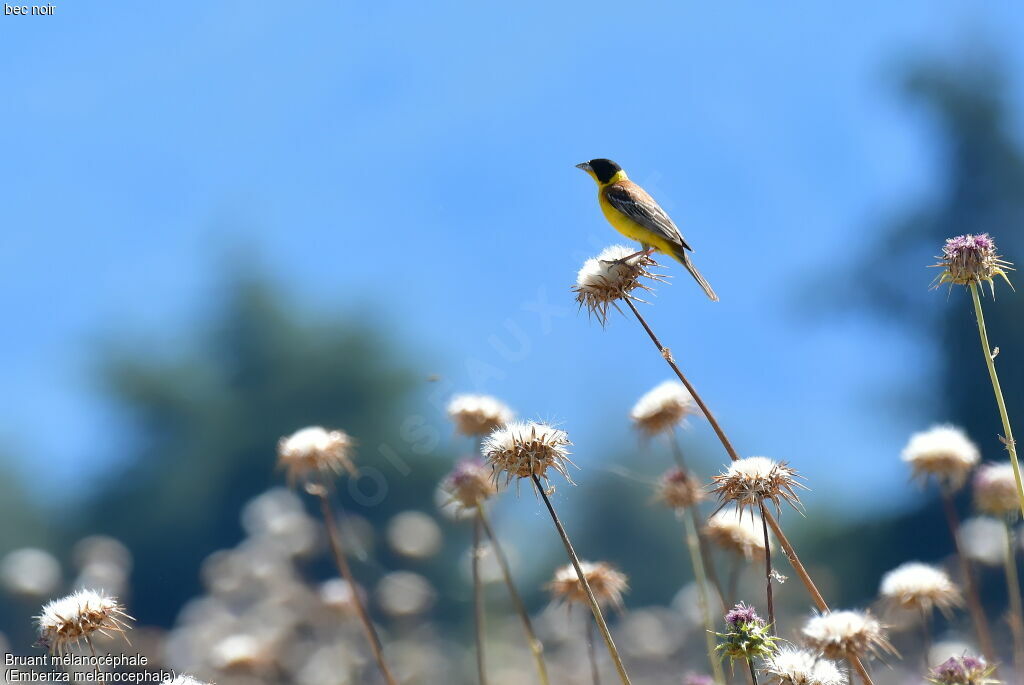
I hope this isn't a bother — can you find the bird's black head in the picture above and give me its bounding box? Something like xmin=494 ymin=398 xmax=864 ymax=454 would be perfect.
xmin=577 ymin=158 xmax=623 ymax=184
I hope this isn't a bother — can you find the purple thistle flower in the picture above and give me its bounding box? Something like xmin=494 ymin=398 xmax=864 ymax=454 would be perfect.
xmin=932 ymin=233 xmax=1013 ymax=293
xmin=928 ymin=655 xmax=996 ymax=685
xmin=725 ymin=602 xmax=762 ymax=627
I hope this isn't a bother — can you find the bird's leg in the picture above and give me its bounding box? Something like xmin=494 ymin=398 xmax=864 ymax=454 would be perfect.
xmin=601 ymin=246 xmax=655 ymax=266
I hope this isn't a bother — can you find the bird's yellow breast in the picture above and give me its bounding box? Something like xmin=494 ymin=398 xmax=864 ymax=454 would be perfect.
xmin=598 ymin=184 xmax=673 ymax=253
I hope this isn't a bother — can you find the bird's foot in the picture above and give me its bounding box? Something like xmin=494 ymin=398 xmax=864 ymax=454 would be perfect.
xmin=601 ymin=247 xmax=655 ymax=266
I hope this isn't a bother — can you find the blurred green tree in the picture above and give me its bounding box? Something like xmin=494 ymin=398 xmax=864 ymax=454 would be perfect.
xmin=82 ymin=269 xmax=463 ymax=625
xmin=807 ymin=56 xmax=1024 ymax=606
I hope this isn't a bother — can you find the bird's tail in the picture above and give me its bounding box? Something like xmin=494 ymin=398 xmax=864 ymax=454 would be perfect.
xmin=671 ymin=247 xmax=719 ymax=302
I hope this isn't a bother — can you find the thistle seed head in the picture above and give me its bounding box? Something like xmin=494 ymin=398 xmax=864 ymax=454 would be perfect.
xmin=717 ymin=602 xmax=779 ymax=664
xmin=902 ymin=425 xmax=979 ymax=490
xmin=441 ymin=459 xmax=497 ymax=511
xmin=277 ymin=426 xmax=356 ymax=487
xmin=932 ymin=233 xmax=1013 ymax=295
xmin=548 ymin=561 xmax=628 ymax=609
xmin=879 ymin=562 xmax=962 ymax=616
xmin=482 ymin=421 xmax=574 ymax=488
xmin=801 ymin=610 xmax=894 ymax=661
xmin=705 ymin=508 xmax=770 ymax=561
xmin=928 ymin=655 xmax=999 ymax=685
xmin=573 ymin=245 xmax=662 ymax=325
xmin=656 ymin=468 xmax=706 ymax=510
xmin=162 ymin=678 xmax=212 ymax=685
xmin=630 ymin=380 xmax=698 ymax=436
xmin=446 ymin=394 xmax=514 ymax=436
xmin=35 ymin=589 xmax=133 ymax=655
xmin=762 ymin=646 xmax=848 ymax=685
xmin=711 ymin=456 xmax=806 ymax=516
xmin=973 ymin=462 xmax=1020 ymax=516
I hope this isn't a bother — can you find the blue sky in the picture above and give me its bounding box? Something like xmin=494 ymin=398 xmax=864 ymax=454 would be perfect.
xmin=3 ymin=1 xmax=1024 ymax=518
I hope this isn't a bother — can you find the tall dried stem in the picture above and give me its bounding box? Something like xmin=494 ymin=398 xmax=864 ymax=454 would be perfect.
xmin=939 ymin=487 xmax=996 ymax=662
xmin=623 ymin=298 xmax=874 ymax=685
xmin=476 ymin=505 xmax=550 ymax=685
xmin=473 ymin=512 xmax=488 ymax=685
xmin=682 ymin=511 xmax=727 ymax=685
xmin=532 ymin=474 xmax=632 ymax=685
xmin=315 ymin=490 xmax=398 ymax=685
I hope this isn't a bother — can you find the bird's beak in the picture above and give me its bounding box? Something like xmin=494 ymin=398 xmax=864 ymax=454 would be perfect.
xmin=575 ymin=162 xmax=592 ymax=172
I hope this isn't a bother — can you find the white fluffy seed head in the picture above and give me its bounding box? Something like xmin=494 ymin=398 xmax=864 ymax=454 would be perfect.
xmin=711 ymin=456 xmax=806 ymax=516
xmin=162 ymin=677 xmax=211 ymax=685
xmin=763 ymin=645 xmax=848 ymax=685
xmin=879 ymin=562 xmax=962 ymax=615
xmin=801 ymin=610 xmax=894 ymax=661
xmin=441 ymin=459 xmax=497 ymax=511
xmin=277 ymin=426 xmax=356 ymax=486
xmin=548 ymin=561 xmax=628 ymax=609
xmin=446 ymin=394 xmax=514 ymax=436
xmin=704 ymin=508 xmax=770 ymax=561
xmin=656 ymin=468 xmax=706 ymax=510
xmin=902 ymin=425 xmax=979 ymax=490
xmin=630 ymin=381 xmax=697 ymax=436
xmin=973 ymin=462 xmax=1020 ymax=516
xmin=483 ymin=421 xmax=574 ymax=488
xmin=960 ymin=517 xmax=1010 ymax=566
xmin=36 ymin=589 xmax=133 ymax=655
xmin=573 ymin=245 xmax=661 ymax=325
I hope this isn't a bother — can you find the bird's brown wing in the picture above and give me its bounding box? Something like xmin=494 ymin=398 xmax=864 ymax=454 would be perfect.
xmin=603 ymin=180 xmax=692 ymax=252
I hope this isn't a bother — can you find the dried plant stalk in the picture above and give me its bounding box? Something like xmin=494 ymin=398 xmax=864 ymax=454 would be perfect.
xmin=622 ymin=298 xmax=874 ymax=685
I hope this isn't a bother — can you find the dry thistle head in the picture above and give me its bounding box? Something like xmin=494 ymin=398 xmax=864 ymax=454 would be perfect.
xmin=656 ymin=468 xmax=706 ymax=510
xmin=902 ymin=425 xmax=980 ymax=491
xmin=974 ymin=462 xmax=1020 ymax=516
xmin=548 ymin=561 xmax=628 ymax=609
xmin=801 ymin=610 xmax=894 ymax=662
xmin=711 ymin=456 xmax=806 ymax=516
xmin=446 ymin=394 xmax=514 ymax=436
xmin=482 ymin=421 xmax=574 ymax=488
xmin=162 ymin=677 xmax=212 ymax=685
xmin=277 ymin=426 xmax=356 ymax=487
xmin=927 ymin=655 xmax=999 ymax=685
xmin=705 ymin=508 xmax=770 ymax=561
xmin=211 ymin=633 xmax=274 ymax=672
xmin=960 ymin=516 xmax=1010 ymax=566
xmin=441 ymin=459 xmax=497 ymax=511
xmin=573 ymin=244 xmax=662 ymax=325
xmin=35 ymin=589 xmax=133 ymax=655
xmin=762 ymin=645 xmax=847 ymax=685
xmin=630 ymin=380 xmax=698 ymax=436
xmin=932 ymin=233 xmax=1013 ymax=295
xmin=878 ymin=562 xmax=962 ymax=616
xmin=716 ymin=602 xmax=779 ymax=664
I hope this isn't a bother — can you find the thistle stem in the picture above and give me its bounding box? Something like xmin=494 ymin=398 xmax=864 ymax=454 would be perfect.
xmin=970 ymin=282 xmax=1024 ymax=518
xmin=683 ymin=509 xmax=727 ymax=685
xmin=623 ymin=298 xmax=873 ymax=685
xmin=747 ymin=658 xmax=759 ymax=685
xmin=316 ymin=491 xmax=398 ymax=685
xmin=473 ymin=512 xmax=488 ymax=685
xmin=1003 ymin=518 xmax=1024 ymax=678
xmin=668 ymin=430 xmax=727 ymax=613
xmin=587 ymin=616 xmax=601 ymax=685
xmin=919 ymin=608 xmax=932 ymax=670
xmin=939 ymin=487 xmax=996 ymax=662
xmin=758 ymin=501 xmax=775 ymax=631
xmin=532 ymin=474 xmax=632 ymax=685
xmin=476 ymin=505 xmax=551 ymax=685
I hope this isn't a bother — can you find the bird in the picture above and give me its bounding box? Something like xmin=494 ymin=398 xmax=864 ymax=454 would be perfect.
xmin=576 ymin=158 xmax=718 ymax=301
